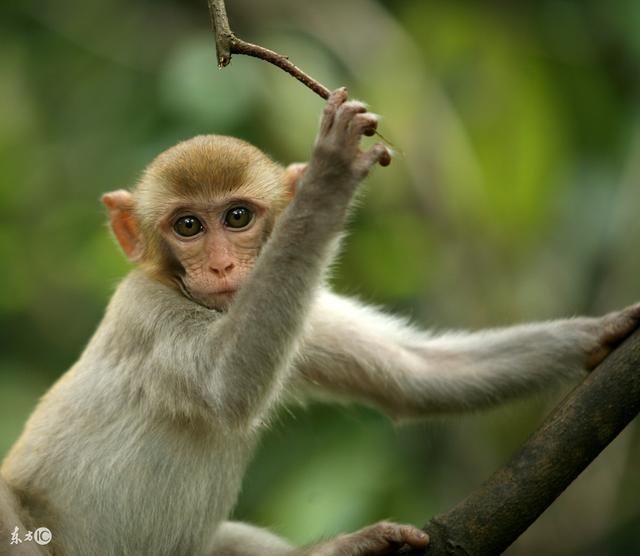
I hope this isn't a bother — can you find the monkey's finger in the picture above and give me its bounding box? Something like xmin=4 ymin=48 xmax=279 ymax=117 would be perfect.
xmin=350 ymin=523 xmax=429 ymax=555
xmin=369 ymin=523 xmax=429 ymax=549
xmin=626 ymin=301 xmax=640 ymax=321
xmin=319 ymin=88 xmax=349 ymax=136
xmin=349 ymin=113 xmax=379 ymax=139
xmin=388 ymin=525 xmax=430 ymax=548
xmin=334 ymin=100 xmax=368 ymax=135
xmin=603 ymin=304 xmax=640 ymax=336
xmin=602 ymin=303 xmax=640 ymax=343
xmin=361 ymin=143 xmax=392 ymax=170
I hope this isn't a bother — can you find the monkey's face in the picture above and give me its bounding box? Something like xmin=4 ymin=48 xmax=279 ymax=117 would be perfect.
xmin=159 ymin=197 xmax=272 ymax=311
xmin=103 ymin=136 xmax=296 ymax=311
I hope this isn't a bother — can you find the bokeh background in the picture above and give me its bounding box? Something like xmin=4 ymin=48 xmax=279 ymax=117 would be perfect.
xmin=2 ymin=1 xmax=640 ymax=554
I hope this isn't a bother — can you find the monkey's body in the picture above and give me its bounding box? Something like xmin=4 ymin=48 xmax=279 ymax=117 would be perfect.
xmin=1 ymin=89 xmax=638 ymax=556
xmin=4 ymin=273 xmax=257 ymax=555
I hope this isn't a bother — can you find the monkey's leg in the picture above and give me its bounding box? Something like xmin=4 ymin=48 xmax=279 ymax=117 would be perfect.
xmin=205 ymin=520 xmax=429 ymax=556
xmin=206 ymin=521 xmax=293 ymax=556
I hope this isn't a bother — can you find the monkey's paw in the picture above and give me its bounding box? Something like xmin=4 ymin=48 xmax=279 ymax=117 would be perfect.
xmin=586 ymin=302 xmax=640 ymax=370
xmin=308 ymin=521 xmax=429 ymax=556
xmin=311 ymin=88 xmax=391 ymax=183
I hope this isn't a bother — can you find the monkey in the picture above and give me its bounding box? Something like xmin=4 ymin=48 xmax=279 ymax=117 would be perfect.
xmin=1 ymin=87 xmax=639 ymax=556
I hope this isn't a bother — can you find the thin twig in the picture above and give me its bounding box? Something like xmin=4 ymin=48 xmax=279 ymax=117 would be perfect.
xmin=207 ymin=0 xmax=394 ymax=147
xmin=207 ymin=0 xmax=331 ymax=99
xmin=207 ymin=0 xmax=397 ymax=150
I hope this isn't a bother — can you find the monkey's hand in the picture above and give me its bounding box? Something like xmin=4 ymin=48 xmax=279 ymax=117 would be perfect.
xmin=306 ymin=88 xmax=391 ymax=189
xmin=304 ymin=522 xmax=429 ymax=556
xmin=585 ymin=302 xmax=640 ymax=370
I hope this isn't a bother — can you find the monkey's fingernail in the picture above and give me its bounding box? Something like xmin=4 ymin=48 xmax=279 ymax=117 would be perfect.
xmin=379 ymin=151 xmax=392 ymax=167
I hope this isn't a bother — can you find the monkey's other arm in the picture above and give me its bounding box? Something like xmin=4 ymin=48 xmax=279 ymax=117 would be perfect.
xmin=293 ymin=291 xmax=640 ymax=418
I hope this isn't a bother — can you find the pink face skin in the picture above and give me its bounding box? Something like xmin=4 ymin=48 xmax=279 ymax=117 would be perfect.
xmin=159 ymin=197 xmax=270 ymax=311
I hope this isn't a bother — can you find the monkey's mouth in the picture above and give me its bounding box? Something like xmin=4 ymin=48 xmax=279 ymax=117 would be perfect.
xmin=204 ymin=289 xmax=238 ymax=311
xmin=211 ymin=289 xmax=237 ymax=296
xmin=178 ymin=278 xmax=238 ymax=310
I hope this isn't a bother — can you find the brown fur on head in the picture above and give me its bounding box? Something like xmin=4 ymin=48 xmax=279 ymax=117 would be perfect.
xmin=135 ymin=135 xmax=289 ymax=227
xmin=103 ymin=135 xmax=304 ymax=309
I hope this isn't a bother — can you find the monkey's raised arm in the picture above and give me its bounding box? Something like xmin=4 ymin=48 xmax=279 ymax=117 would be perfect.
xmin=203 ymin=90 xmax=389 ymax=426
xmin=102 ymin=89 xmax=390 ymax=430
xmin=293 ymin=291 xmax=640 ymax=419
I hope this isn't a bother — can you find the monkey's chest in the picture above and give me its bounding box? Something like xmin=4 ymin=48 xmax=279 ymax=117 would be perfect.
xmin=65 ymin=416 xmax=259 ymax=555
xmin=114 ymin=424 xmax=258 ymax=553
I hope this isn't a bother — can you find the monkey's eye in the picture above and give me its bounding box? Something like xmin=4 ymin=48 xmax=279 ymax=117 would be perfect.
xmin=173 ymin=216 xmax=203 ymax=237
xmin=224 ymin=206 xmax=254 ymax=230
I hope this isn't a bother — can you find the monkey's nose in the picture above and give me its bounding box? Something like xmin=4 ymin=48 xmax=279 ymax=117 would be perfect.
xmin=210 ymin=263 xmax=235 ymax=276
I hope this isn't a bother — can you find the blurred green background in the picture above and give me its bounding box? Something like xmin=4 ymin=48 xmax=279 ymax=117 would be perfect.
xmin=2 ymin=1 xmax=640 ymax=554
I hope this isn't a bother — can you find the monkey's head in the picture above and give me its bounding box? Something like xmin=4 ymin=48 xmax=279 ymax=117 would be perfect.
xmin=102 ymin=135 xmax=305 ymax=311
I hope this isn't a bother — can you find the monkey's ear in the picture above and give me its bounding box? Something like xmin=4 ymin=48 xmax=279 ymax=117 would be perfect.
xmin=283 ymin=163 xmax=307 ymax=198
xmin=101 ymin=190 xmax=142 ymax=262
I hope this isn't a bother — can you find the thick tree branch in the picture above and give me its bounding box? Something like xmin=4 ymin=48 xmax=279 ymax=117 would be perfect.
xmin=207 ymin=0 xmax=331 ymax=99
xmin=401 ymin=329 xmax=640 ymax=556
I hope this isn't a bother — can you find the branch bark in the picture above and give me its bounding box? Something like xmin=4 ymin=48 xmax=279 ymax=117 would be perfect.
xmin=401 ymin=329 xmax=640 ymax=556
xmin=207 ymin=0 xmax=331 ymax=99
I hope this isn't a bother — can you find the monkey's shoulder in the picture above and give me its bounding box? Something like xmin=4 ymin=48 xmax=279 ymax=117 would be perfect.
xmin=103 ymin=270 xmax=219 ymax=335
xmin=49 ymin=271 xmax=224 ymax=395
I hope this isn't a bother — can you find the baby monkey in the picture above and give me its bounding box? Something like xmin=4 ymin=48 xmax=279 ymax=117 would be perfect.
xmin=1 ymin=88 xmax=639 ymax=556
